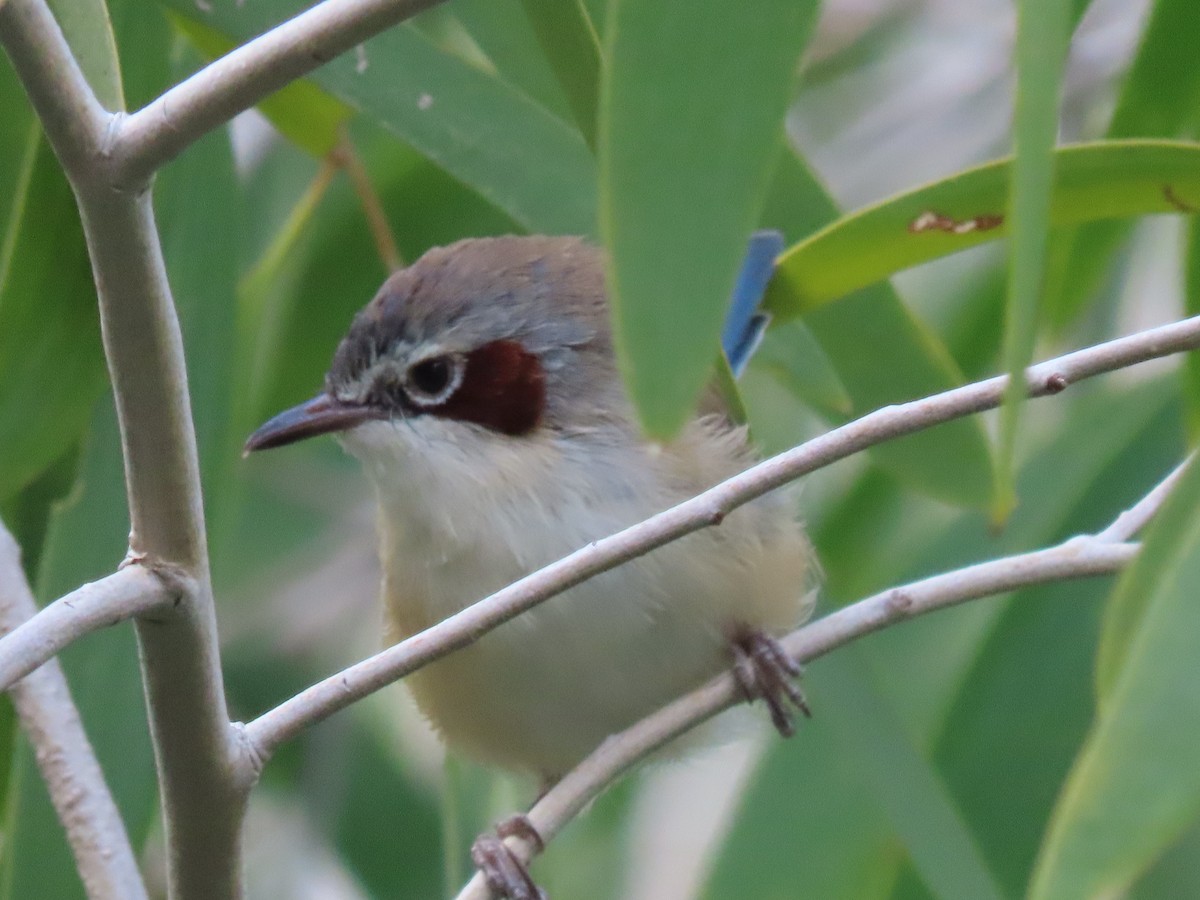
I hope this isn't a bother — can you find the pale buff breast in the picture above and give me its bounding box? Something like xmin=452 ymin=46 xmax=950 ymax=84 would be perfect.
xmin=378 ymin=493 xmax=811 ymax=778
xmin=355 ymin=413 xmax=813 ymax=777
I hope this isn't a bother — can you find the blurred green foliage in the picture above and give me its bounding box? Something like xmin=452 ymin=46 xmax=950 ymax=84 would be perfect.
xmin=3 ymin=0 xmax=1200 ymax=897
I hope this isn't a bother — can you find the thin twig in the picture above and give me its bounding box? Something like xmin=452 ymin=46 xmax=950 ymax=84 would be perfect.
xmin=112 ymin=0 xmax=446 ymax=186
xmin=0 ymin=521 xmax=148 ymax=900
xmin=1096 ymin=454 xmax=1195 ymax=543
xmin=243 ymin=314 xmax=1200 ymax=760
xmin=455 ymin=534 xmax=1142 ymax=900
xmin=0 ymin=565 xmax=174 ymax=693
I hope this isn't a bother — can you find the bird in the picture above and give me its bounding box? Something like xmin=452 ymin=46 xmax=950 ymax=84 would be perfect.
xmin=245 ymin=235 xmax=814 ymax=898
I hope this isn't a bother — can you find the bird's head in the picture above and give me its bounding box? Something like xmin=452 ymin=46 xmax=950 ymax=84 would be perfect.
xmin=245 ymin=236 xmax=629 ymax=466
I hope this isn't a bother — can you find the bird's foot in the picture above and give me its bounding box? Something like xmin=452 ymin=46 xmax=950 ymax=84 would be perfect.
xmin=730 ymin=628 xmax=811 ymax=737
xmin=470 ymin=814 xmax=547 ymax=900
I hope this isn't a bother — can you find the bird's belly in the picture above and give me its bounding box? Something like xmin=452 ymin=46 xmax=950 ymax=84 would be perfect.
xmin=377 ymin=481 xmax=809 ymax=777
xmin=386 ymin=556 xmax=735 ymax=777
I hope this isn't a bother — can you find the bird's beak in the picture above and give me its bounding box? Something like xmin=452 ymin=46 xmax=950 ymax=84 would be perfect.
xmin=243 ymin=394 xmax=380 ymax=454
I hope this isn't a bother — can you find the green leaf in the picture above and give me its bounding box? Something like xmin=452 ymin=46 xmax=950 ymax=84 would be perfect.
xmin=106 ymin=0 xmax=171 ymax=111
xmin=45 ymin=0 xmax=122 ymax=110
xmin=910 ymin=383 xmax=1180 ymax=896
xmin=995 ymin=0 xmax=1073 ymax=518
xmin=826 ymin=651 xmax=1006 ymax=900
xmin=0 ymin=67 xmax=34 ymax=222
xmin=0 ymin=132 xmax=106 ymax=505
xmin=328 ymin=714 xmax=442 ymax=898
xmin=452 ymin=0 xmax=573 ymax=120
xmin=749 ymin=321 xmax=852 ymax=421
xmin=518 ymin=0 xmax=602 ymax=149
xmin=761 ymin=150 xmax=993 ymax=507
xmin=599 ymin=0 xmax=820 ymax=437
xmin=1045 ymin=0 xmax=1200 ymax=330
xmin=163 ymin=0 xmax=596 ymax=234
xmin=153 ymin=94 xmax=243 ymax=544
xmin=1095 ymin=458 xmax=1197 ymax=700
xmin=765 ymin=140 xmax=1200 ymax=319
xmin=701 ymin=661 xmax=897 ymax=900
xmin=1030 ymin=456 xmax=1200 ymax=899
xmin=1132 ymin=818 xmax=1200 ymax=899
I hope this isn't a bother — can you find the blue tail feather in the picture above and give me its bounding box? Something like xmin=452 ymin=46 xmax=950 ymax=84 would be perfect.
xmin=721 ymin=229 xmax=784 ymax=377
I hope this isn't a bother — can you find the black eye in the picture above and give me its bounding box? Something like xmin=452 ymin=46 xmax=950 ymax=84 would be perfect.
xmin=405 ymin=354 xmax=461 ymax=405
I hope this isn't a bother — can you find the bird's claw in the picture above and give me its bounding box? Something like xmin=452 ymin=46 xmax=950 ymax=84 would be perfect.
xmin=730 ymin=629 xmax=810 ymax=737
xmin=471 ymin=814 xmax=547 ymax=900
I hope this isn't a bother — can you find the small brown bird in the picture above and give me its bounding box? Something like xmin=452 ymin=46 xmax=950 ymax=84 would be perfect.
xmin=247 ymin=236 xmax=813 ymax=897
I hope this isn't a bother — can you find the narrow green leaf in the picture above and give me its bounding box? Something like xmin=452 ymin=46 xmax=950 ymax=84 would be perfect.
xmin=45 ymin=0 xmax=122 ymax=110
xmin=1105 ymin=0 xmax=1200 ymax=141
xmin=452 ymin=0 xmax=573 ymax=120
xmin=599 ymin=0 xmax=821 ymax=437
xmin=0 ymin=132 xmax=105 ymax=505
xmin=1095 ymin=456 xmax=1198 ymax=701
xmin=154 ymin=105 xmax=243 ymax=539
xmin=0 ymin=445 xmax=81 ymax=590
xmin=1045 ymin=0 xmax=1200 ymax=330
xmin=326 ymin=716 xmax=442 ymax=898
xmin=750 ymin=322 xmax=852 ymax=421
xmin=1132 ymin=818 xmax=1200 ymax=898
xmin=106 ymin=0 xmax=172 ymax=110
xmin=310 ymin=24 xmax=596 ymax=235
xmin=996 ymin=0 xmax=1073 ymax=518
xmin=762 ymin=150 xmax=993 ymax=507
xmin=764 ymin=140 xmax=1200 ymax=320
xmin=826 ymin=651 xmax=1006 ymax=900
xmin=0 ymin=68 xmax=34 ymax=222
xmin=1031 ymin=456 xmax=1200 ymax=899
xmin=926 ymin=385 xmax=1181 ymax=896
xmin=711 ymin=354 xmax=749 ymax=426
xmin=163 ymin=0 xmax=596 ymax=234
xmin=519 ymin=0 xmax=602 ymax=148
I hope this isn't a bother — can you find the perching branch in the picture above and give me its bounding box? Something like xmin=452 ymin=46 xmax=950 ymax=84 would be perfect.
xmin=0 ymin=521 xmax=148 ymax=900
xmin=111 ymin=0 xmax=445 ymax=186
xmin=456 ymin=462 xmax=1179 ymax=900
xmin=0 ymin=564 xmax=174 ymax=694
xmin=242 ymin=314 xmax=1200 ymax=762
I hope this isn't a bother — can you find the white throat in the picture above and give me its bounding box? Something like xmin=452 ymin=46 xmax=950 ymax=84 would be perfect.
xmin=342 ymin=417 xmax=664 ymax=620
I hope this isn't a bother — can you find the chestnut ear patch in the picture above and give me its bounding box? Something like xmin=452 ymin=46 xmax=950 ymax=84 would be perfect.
xmin=427 ymin=340 xmax=545 ymax=435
